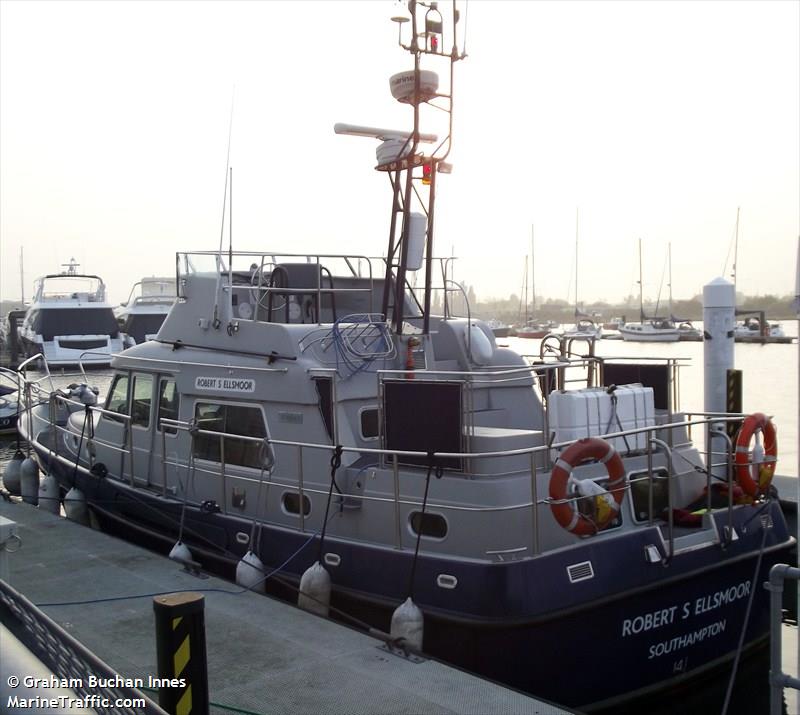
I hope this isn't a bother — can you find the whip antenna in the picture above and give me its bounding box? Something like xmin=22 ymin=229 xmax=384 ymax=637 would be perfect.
xmin=212 ymin=89 xmax=235 ymax=328
xmin=218 ymin=90 xmax=235 ymax=255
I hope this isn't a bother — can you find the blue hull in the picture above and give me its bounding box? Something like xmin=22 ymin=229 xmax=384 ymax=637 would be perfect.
xmin=40 ymin=448 xmax=794 ymax=711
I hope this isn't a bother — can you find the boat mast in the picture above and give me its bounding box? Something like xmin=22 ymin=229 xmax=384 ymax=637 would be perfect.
xmin=19 ymin=246 xmax=24 ymax=305
xmin=668 ymin=242 xmax=673 ymax=319
xmin=638 ymin=238 xmax=645 ymax=322
xmin=574 ymin=209 xmax=579 ymax=316
xmin=524 ymin=254 xmax=529 ymax=323
xmin=531 ymin=224 xmax=535 ymax=314
xmin=381 ymin=1 xmax=464 ymax=336
xmin=732 ymin=206 xmax=740 ymax=295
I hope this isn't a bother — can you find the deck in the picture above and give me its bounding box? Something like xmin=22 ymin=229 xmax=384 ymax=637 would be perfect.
xmin=0 ymin=498 xmax=573 ymax=715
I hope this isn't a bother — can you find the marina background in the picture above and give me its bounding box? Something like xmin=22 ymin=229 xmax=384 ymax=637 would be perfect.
xmin=0 ymin=326 xmax=798 ymax=714
xmin=1 ymin=0 xmax=798 ymax=307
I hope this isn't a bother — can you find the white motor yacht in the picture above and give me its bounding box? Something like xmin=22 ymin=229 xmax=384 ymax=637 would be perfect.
xmin=18 ymin=259 xmax=123 ymax=367
xmin=116 ymin=277 xmax=176 ymax=348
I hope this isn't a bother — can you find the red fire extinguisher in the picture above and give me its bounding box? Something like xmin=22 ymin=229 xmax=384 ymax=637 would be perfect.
xmin=405 ymin=336 xmax=421 ymax=379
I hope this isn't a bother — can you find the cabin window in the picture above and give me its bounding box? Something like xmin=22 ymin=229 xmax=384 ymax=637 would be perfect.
xmin=409 ymin=511 xmax=448 ymax=539
xmin=628 ymin=467 xmax=669 ymax=523
xmin=104 ymin=374 xmax=130 ymax=423
xmin=131 ymin=373 xmax=153 ymax=428
xmin=313 ymin=377 xmax=334 ymax=442
xmin=157 ymin=378 xmax=180 ymax=435
xmin=282 ymin=491 xmax=311 ymax=516
xmin=192 ymin=402 xmax=269 ymax=469
xmin=359 ymin=407 xmax=379 ymax=440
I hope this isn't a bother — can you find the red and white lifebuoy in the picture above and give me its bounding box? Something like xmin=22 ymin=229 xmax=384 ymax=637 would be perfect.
xmin=734 ymin=412 xmax=778 ymax=497
xmin=549 ymin=437 xmax=626 ymax=536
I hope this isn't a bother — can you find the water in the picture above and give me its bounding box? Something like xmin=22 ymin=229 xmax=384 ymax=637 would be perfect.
xmin=1 ymin=333 xmax=798 ymax=713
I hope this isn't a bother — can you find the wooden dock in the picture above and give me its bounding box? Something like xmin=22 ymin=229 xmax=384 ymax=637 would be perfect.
xmin=0 ymin=498 xmax=573 ymax=715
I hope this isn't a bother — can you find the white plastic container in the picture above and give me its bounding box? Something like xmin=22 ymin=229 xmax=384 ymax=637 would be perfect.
xmin=406 ymin=213 xmax=427 ymax=271
xmin=548 ymin=384 xmax=655 ymax=457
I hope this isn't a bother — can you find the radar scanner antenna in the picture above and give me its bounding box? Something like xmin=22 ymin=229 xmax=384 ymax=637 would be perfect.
xmin=335 ymin=0 xmax=465 ymax=336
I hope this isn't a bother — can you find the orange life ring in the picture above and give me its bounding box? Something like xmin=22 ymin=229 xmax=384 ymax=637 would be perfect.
xmin=734 ymin=412 xmax=777 ymax=497
xmin=549 ymin=437 xmax=626 ymax=536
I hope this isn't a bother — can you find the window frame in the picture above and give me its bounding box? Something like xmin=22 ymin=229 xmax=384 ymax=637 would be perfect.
xmin=408 ymin=510 xmax=449 ymax=541
xmin=103 ymin=373 xmax=131 ymax=424
xmin=191 ymin=400 xmax=272 ymax=471
xmin=129 ymin=372 xmax=154 ymax=430
xmin=281 ymin=491 xmax=311 ymax=517
xmin=358 ymin=405 xmax=380 ymax=441
xmin=156 ymin=376 xmax=180 ymax=436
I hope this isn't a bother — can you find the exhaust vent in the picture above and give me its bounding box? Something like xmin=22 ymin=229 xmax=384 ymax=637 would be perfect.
xmin=567 ymin=561 xmax=595 ymax=584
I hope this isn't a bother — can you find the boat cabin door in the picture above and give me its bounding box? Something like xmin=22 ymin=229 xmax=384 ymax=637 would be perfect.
xmin=98 ymin=371 xmax=158 ymax=487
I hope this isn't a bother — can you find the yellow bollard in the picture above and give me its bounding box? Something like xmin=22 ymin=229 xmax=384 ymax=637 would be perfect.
xmin=153 ymin=592 xmax=209 ymax=715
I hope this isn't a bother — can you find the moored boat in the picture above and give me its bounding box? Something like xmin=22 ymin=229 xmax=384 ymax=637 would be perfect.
xmin=603 ymin=316 xmax=625 ymax=331
xmin=0 ymin=381 xmax=19 ymax=434
xmin=17 ymin=259 xmax=123 ymax=367
xmin=619 ymin=318 xmax=681 ymax=342
xmin=619 ymin=242 xmax=680 ymax=342
xmin=116 ymin=277 xmax=177 ymax=348
xmin=516 ymin=319 xmax=559 ymax=339
xmin=13 ymin=5 xmax=794 ymax=712
xmin=676 ymin=319 xmax=703 ymax=341
xmin=734 ymin=316 xmax=788 ymax=341
xmin=487 ymin=319 xmax=513 ymax=338
xmin=563 ymin=315 xmax=602 ymax=338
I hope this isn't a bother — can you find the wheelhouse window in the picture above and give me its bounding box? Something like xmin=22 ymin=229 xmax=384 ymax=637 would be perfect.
xmin=192 ymin=402 xmax=268 ymax=469
xmin=157 ymin=378 xmax=180 ymax=434
xmin=104 ymin=374 xmax=130 ymax=423
xmin=359 ymin=407 xmax=379 ymax=440
xmin=131 ymin=374 xmax=153 ymax=428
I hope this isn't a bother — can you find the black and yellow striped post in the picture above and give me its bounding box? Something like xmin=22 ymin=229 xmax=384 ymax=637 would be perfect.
xmin=153 ymin=592 xmax=209 ymax=715
xmin=726 ymin=368 xmax=743 ymax=439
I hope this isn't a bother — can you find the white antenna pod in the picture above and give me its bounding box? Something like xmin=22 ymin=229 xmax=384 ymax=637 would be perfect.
xmin=334 ymin=123 xmax=438 ymax=143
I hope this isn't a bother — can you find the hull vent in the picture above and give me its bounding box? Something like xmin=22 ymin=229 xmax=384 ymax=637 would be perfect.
xmin=567 ymin=561 xmax=595 ymax=584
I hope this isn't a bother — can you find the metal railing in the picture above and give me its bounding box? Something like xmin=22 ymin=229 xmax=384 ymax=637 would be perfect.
xmin=0 ymin=579 xmax=165 ymax=715
xmin=767 ymin=564 xmax=800 ymax=714
xmin=25 ymin=388 xmax=754 ymax=563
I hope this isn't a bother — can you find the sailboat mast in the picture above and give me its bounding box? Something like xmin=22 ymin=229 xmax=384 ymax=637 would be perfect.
xmin=638 ymin=238 xmax=644 ymax=321
xmin=668 ymin=242 xmax=673 ymax=317
xmin=19 ymin=246 xmax=25 ymax=305
xmin=574 ymin=209 xmax=579 ymax=313
xmin=531 ymin=224 xmax=535 ymax=313
xmin=732 ymin=206 xmax=740 ymax=295
xmin=524 ymin=254 xmax=529 ymax=323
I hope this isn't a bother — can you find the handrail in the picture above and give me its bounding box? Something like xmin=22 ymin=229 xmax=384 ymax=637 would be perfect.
xmin=25 ymin=399 xmax=758 ymax=562
xmin=707 ymin=429 xmax=735 ymax=545
xmin=649 ymin=437 xmax=675 ymax=564
xmin=767 ymin=564 xmax=800 ymax=714
xmin=42 ymin=394 xmax=747 ymax=462
xmin=22 ymin=365 xmax=759 ymax=563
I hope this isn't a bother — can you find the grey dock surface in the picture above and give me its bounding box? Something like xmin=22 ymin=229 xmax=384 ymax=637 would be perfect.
xmin=0 ymin=499 xmax=573 ymax=715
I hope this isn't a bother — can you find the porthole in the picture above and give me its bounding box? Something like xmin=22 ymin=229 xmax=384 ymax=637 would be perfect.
xmin=282 ymin=492 xmax=311 ymax=516
xmin=409 ymin=511 xmax=447 ymax=539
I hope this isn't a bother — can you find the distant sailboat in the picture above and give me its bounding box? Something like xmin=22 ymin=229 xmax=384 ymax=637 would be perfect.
xmin=516 ymin=225 xmax=559 ymax=339
xmin=563 ymin=209 xmax=601 ymax=338
xmin=666 ymin=243 xmax=702 ymax=341
xmin=619 ymin=239 xmax=680 ymax=342
xmin=726 ymin=207 xmax=785 ymax=341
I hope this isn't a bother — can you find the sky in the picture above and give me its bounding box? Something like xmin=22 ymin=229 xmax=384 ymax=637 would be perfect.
xmin=1 ymin=0 xmax=798 ymax=307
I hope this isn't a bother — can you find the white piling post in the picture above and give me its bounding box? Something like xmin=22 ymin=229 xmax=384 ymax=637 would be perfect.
xmin=703 ymin=277 xmax=736 ymax=479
